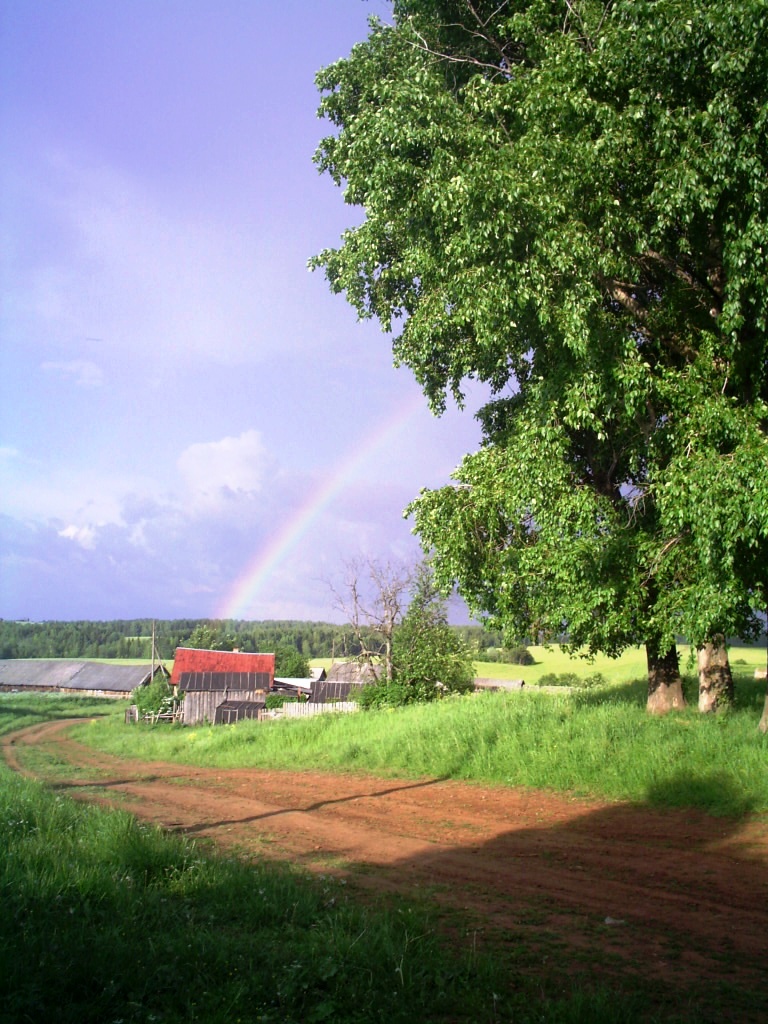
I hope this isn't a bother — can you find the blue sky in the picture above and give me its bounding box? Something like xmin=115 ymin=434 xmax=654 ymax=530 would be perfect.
xmin=1 ymin=0 xmax=488 ymax=623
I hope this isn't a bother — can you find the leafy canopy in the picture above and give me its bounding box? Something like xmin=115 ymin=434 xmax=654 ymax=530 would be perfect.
xmin=313 ymin=0 xmax=768 ymax=656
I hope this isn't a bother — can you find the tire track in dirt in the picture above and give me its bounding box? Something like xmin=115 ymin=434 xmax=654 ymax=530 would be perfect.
xmin=5 ymin=718 xmax=768 ymax=1006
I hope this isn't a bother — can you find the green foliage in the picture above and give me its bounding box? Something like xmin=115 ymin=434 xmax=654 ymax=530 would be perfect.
xmin=265 ymin=693 xmax=300 ymax=710
xmin=483 ymin=645 xmax=536 ymax=665
xmin=312 ymin=0 xmax=768 ymax=679
xmin=0 ymin=618 xmax=392 ymax=662
xmin=184 ymin=623 xmax=235 ymax=651
xmin=391 ymin=564 xmax=475 ymax=699
xmin=132 ymin=676 xmax=174 ymax=717
xmin=0 ymin=618 xmax=505 ymax=670
xmin=274 ymin=645 xmax=311 ymax=678
xmin=358 ymin=680 xmax=431 ymax=709
xmin=538 ymin=671 xmax=606 ymax=689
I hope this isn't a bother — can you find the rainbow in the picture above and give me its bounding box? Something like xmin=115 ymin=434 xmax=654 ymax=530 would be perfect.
xmin=216 ymin=391 xmax=425 ymax=619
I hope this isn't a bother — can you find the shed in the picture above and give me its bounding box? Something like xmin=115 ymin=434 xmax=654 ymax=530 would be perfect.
xmin=311 ymin=678 xmax=377 ymax=704
xmin=311 ymin=661 xmax=379 ymax=703
xmin=213 ymin=700 xmax=266 ymax=725
xmin=171 ymin=648 xmax=275 ymax=725
xmin=0 ymin=659 xmax=165 ymax=699
xmin=324 ymin=661 xmax=381 ymax=683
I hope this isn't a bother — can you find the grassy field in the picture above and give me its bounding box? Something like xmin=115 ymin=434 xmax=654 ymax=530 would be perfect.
xmin=67 ymin=648 xmax=768 ymax=817
xmin=2 ymin=694 xmax=651 ymax=1024
xmin=475 ymin=642 xmax=767 ymax=684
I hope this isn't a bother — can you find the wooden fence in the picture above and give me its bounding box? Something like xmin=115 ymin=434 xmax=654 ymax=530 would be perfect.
xmin=282 ymin=701 xmax=359 ymax=718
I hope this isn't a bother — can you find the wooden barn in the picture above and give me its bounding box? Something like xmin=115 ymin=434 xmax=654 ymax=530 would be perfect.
xmin=171 ymin=648 xmax=275 ymax=726
xmin=310 ymin=661 xmax=380 ymax=703
xmin=0 ymin=659 xmax=166 ymax=699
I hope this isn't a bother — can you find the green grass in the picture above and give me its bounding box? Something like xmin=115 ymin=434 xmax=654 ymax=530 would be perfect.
xmin=2 ymin=695 xmax=658 ymax=1024
xmin=0 ymin=691 xmax=118 ymax=733
xmin=77 ymin=654 xmax=768 ymax=817
xmin=474 ymin=642 xmax=767 ymax=685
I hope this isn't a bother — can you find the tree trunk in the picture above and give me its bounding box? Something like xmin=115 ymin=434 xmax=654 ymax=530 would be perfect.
xmin=697 ymin=638 xmax=734 ymax=712
xmin=646 ymin=642 xmax=686 ymax=714
xmin=760 ymin=638 xmax=768 ymax=732
xmin=384 ymin=637 xmax=393 ymax=683
xmin=758 ymin=691 xmax=768 ymax=733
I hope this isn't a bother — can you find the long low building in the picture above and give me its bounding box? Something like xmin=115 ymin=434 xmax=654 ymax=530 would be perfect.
xmin=0 ymin=659 xmax=164 ymax=699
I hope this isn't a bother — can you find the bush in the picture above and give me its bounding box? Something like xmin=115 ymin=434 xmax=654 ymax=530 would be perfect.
xmin=132 ymin=676 xmax=174 ymax=716
xmin=358 ymin=681 xmax=434 ymax=709
xmin=480 ymin=645 xmax=535 ymax=665
xmin=274 ymin=645 xmax=310 ymax=677
xmin=537 ymin=671 xmax=606 ymax=689
xmin=265 ymin=694 xmax=299 ymax=710
xmin=506 ymin=645 xmax=535 ymax=665
xmin=391 ymin=565 xmax=475 ymax=700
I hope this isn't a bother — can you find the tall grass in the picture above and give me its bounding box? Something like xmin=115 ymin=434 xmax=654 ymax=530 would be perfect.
xmin=76 ymin=661 xmax=768 ymax=817
xmin=3 ymin=695 xmax=656 ymax=1024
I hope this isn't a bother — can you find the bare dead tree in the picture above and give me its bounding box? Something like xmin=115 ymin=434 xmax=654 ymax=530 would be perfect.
xmin=328 ymin=557 xmax=414 ymax=683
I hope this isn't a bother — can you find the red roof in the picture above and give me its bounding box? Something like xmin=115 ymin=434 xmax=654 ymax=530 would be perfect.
xmin=171 ymin=648 xmax=275 ymax=686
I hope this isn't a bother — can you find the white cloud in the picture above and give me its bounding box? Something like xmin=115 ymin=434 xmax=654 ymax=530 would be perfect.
xmin=177 ymin=429 xmax=271 ymax=506
xmin=42 ymin=359 xmax=104 ymax=388
xmin=58 ymin=523 xmax=97 ymax=549
xmin=0 ymin=448 xmax=151 ymax=528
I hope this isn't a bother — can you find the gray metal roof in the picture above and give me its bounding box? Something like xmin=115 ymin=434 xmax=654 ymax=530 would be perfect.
xmin=177 ymin=671 xmax=270 ymax=692
xmin=310 ymin=678 xmax=372 ymax=704
xmin=0 ymin=660 xmax=157 ymax=692
xmin=474 ymin=677 xmax=526 ymax=690
xmin=325 ymin=661 xmax=381 ymax=683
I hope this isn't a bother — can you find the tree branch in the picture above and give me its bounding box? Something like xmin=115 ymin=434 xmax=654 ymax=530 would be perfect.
xmin=405 ymin=1 xmax=524 ymax=80
xmin=641 ymin=249 xmax=723 ymax=319
xmin=599 ymin=275 xmax=650 ymax=321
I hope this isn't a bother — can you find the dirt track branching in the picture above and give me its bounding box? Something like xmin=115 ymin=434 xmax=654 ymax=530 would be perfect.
xmin=77 ymin=659 xmax=768 ymax=817
xmin=1 ymin=694 xmax=663 ymax=1024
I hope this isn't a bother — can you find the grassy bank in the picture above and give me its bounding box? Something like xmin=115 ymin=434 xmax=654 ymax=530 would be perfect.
xmin=73 ymin=657 xmax=768 ymax=817
xmin=3 ymin=694 xmax=646 ymax=1024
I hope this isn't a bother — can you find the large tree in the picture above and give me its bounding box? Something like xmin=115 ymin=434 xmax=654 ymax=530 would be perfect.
xmin=312 ymin=0 xmax=768 ymax=711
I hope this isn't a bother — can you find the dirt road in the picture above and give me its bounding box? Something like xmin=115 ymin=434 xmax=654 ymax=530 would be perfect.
xmin=5 ymin=718 xmax=768 ymax=1005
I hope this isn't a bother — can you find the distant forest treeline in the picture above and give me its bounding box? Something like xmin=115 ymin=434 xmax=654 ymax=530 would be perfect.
xmin=0 ymin=619 xmax=506 ymax=662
